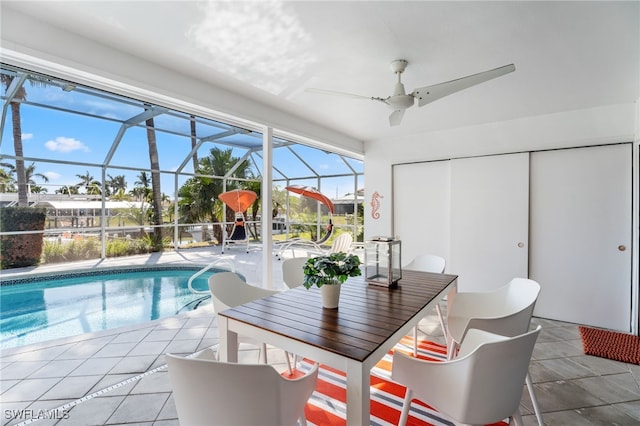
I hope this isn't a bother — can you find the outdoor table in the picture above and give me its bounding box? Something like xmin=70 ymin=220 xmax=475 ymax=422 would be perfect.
xmin=218 ymin=269 xmax=458 ymax=426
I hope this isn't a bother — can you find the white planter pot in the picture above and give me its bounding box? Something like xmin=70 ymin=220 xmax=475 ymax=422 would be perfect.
xmin=320 ymin=282 xmax=341 ymax=309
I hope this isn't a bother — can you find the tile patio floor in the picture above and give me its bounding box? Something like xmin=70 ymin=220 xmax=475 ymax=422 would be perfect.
xmin=1 ymin=246 xmax=639 ymax=425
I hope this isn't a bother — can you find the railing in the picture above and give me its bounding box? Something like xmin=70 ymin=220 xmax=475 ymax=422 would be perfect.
xmin=187 ymin=258 xmax=236 ymax=295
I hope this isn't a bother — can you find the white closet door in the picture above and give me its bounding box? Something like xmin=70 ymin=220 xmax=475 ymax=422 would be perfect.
xmin=450 ymin=153 xmax=530 ymax=292
xmin=530 ymin=144 xmax=632 ymax=332
xmin=392 ymin=161 xmax=450 ymax=268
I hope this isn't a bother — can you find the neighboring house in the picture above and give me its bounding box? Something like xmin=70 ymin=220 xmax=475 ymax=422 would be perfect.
xmin=32 ymin=200 xmax=145 ymax=229
xmin=332 ymin=189 xmax=364 ymax=215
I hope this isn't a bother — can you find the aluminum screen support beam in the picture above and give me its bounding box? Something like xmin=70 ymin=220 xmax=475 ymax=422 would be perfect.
xmin=262 ymin=126 xmax=274 ymax=289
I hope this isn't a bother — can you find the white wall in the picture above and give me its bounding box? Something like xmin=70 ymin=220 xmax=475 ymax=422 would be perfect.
xmin=364 ymin=102 xmax=637 ymax=238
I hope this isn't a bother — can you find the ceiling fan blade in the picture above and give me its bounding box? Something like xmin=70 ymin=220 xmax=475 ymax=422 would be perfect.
xmin=305 ymin=87 xmax=374 ymax=101
xmin=389 ymin=109 xmax=405 ymax=126
xmin=412 ymin=64 xmax=515 ymax=107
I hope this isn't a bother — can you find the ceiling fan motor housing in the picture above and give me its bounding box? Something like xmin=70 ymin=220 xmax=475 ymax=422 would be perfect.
xmin=388 ymin=88 xmax=415 ymax=109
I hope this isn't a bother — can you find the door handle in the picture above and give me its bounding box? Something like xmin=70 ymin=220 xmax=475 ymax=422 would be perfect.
xmin=618 ymin=245 xmax=626 ymax=251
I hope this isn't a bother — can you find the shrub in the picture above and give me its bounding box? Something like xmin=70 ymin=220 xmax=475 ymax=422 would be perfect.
xmin=41 ymin=236 xmax=155 ymax=264
xmin=42 ymin=239 xmax=66 ymax=263
xmin=0 ymin=207 xmax=47 ymax=269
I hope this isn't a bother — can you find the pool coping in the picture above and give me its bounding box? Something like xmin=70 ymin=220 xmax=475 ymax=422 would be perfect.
xmin=0 ymin=263 xmax=235 ymax=286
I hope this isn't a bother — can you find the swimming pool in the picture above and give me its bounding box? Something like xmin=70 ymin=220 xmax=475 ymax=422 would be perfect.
xmin=0 ymin=266 xmax=223 ymax=350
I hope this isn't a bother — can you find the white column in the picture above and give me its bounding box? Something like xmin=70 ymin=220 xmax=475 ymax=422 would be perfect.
xmin=262 ymin=127 xmax=274 ymax=288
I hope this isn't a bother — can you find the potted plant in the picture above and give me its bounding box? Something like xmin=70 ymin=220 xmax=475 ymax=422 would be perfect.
xmin=303 ymin=251 xmax=362 ymax=308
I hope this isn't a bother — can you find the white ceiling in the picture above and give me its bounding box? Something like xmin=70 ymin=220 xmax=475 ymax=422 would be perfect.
xmin=4 ymin=1 xmax=639 ymax=142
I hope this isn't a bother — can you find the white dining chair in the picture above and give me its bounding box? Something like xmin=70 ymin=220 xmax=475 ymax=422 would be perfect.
xmin=445 ymin=277 xmax=540 ymax=357
xmin=444 ymin=277 xmax=544 ymax=425
xmin=404 ymin=254 xmax=446 ymax=273
xmin=166 ymin=351 xmax=319 ymax=426
xmin=282 ymin=256 xmax=310 ymax=289
xmin=209 ymin=272 xmax=294 ymax=373
xmin=403 ymin=254 xmax=447 ymax=356
xmin=392 ymin=326 xmax=541 ymax=426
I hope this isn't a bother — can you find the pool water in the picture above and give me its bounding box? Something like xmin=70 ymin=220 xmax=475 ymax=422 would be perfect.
xmin=0 ymin=268 xmax=215 ymax=350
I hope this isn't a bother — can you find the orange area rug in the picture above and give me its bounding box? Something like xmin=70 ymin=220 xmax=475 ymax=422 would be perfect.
xmin=579 ymin=326 xmax=640 ymax=365
xmin=287 ymin=336 xmax=508 ymax=426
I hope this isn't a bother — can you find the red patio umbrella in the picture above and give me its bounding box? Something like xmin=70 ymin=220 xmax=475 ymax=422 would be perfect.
xmin=218 ymin=189 xmax=258 ymax=213
xmin=285 ymin=185 xmax=335 ymax=214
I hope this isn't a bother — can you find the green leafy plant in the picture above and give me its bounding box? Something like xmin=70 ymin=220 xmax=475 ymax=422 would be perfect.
xmin=303 ymin=251 xmax=362 ymax=289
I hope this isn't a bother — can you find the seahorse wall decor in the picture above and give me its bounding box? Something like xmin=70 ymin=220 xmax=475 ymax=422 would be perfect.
xmin=371 ymin=191 xmax=383 ymax=219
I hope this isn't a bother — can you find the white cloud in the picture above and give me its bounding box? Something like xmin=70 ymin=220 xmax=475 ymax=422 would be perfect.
xmin=43 ymin=171 xmax=61 ymax=180
xmin=22 ymin=133 xmax=33 ymax=140
xmin=45 ymin=136 xmax=89 ymax=153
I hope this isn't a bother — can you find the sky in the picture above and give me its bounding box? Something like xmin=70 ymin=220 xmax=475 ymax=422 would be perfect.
xmin=1 ymin=74 xmax=363 ymax=201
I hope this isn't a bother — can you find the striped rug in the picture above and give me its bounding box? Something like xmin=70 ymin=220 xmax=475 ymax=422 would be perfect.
xmin=286 ymin=336 xmax=508 ymax=426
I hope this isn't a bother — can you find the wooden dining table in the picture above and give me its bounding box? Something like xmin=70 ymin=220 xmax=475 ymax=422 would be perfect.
xmin=218 ymin=269 xmax=458 ymax=425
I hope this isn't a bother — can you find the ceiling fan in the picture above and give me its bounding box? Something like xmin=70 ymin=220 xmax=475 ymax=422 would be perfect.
xmin=306 ymin=60 xmax=515 ymax=126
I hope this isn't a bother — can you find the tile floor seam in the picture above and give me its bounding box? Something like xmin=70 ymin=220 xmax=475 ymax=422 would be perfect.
xmin=11 ymin=364 xmax=170 ymax=426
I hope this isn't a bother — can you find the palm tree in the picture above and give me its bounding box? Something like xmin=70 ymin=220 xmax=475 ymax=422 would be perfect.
xmin=56 ymin=185 xmax=80 ymax=195
xmin=29 ymin=185 xmax=47 ymax=194
xmin=178 ymin=147 xmax=251 ymax=243
xmin=76 ymin=170 xmax=101 ymax=195
xmin=134 ymin=170 xmax=152 ymax=189
xmin=110 ymin=188 xmax=129 ymax=201
xmin=1 ymin=74 xmax=47 ymax=206
xmin=178 ymin=170 xmax=217 ymax=242
xmin=1 ymin=162 xmax=49 ymax=194
xmin=133 ymin=171 xmax=152 ymax=202
xmin=25 ymin=162 xmax=49 ymax=188
xmin=0 ymin=162 xmax=16 ymax=192
xmin=145 ymin=115 xmax=164 ymax=251
xmin=130 ymin=186 xmax=147 ymax=202
xmin=106 ymin=174 xmax=127 ymax=197
xmin=76 ymin=170 xmax=94 ymax=188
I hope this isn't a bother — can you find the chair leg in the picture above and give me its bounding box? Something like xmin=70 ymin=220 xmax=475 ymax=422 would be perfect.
xmin=260 ymin=343 xmax=268 ymax=364
xmin=398 ymin=388 xmax=413 ymax=426
xmin=435 ymin=302 xmax=447 ymax=342
xmin=526 ymin=371 xmax=544 ymax=426
xmin=511 ymin=409 xmax=524 ymax=426
xmin=298 ymin=413 xmax=308 ymax=426
xmin=414 ymin=300 xmax=447 ymax=357
xmin=285 ymin=351 xmax=294 ymax=375
xmin=446 ymin=340 xmax=457 ymax=360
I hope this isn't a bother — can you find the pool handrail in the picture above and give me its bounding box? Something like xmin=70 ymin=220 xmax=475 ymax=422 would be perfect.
xmin=187 ymin=258 xmax=236 ymax=294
